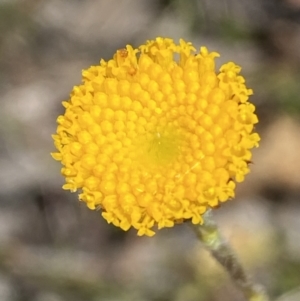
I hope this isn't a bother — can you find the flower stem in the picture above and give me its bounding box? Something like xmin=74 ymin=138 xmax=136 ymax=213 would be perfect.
xmin=191 ymin=210 xmax=270 ymax=301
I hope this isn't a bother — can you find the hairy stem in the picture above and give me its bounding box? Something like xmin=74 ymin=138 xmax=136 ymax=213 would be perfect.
xmin=192 ymin=210 xmax=270 ymax=301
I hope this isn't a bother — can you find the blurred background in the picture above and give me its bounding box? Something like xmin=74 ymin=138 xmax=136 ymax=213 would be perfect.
xmin=1 ymin=0 xmax=300 ymax=300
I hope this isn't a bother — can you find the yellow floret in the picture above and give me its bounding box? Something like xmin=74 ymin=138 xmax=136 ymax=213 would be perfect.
xmin=52 ymin=37 xmax=260 ymax=236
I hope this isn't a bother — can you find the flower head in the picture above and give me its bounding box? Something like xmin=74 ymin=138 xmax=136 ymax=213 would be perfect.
xmin=52 ymin=37 xmax=260 ymax=236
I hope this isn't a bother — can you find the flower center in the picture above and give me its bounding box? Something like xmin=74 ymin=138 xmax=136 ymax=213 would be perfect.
xmin=135 ymin=128 xmax=181 ymax=168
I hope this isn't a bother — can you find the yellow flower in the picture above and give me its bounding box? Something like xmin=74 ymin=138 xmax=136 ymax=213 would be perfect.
xmin=52 ymin=37 xmax=260 ymax=236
